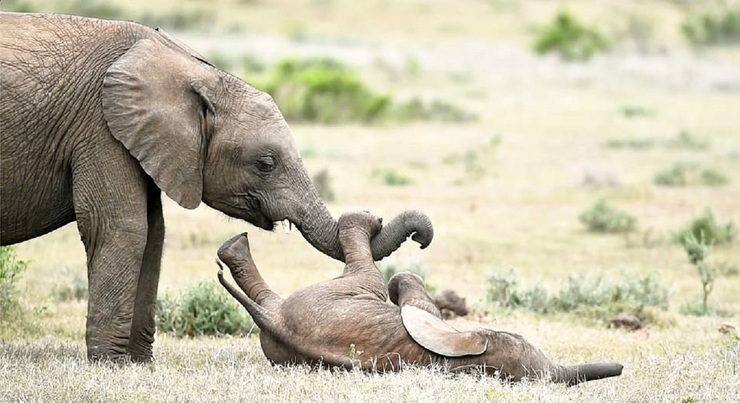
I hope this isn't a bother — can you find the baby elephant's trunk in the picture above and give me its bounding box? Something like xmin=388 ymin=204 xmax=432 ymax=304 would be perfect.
xmin=551 ymin=362 xmax=624 ymax=386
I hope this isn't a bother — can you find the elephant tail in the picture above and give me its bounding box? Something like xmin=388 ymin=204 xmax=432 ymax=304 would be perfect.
xmin=216 ymin=263 xmax=361 ymax=371
xmin=550 ymin=362 xmax=624 ymax=386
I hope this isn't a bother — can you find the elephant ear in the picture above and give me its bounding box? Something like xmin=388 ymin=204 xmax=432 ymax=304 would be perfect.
xmin=102 ymin=38 xmax=217 ymax=209
xmin=401 ymin=305 xmax=488 ymax=357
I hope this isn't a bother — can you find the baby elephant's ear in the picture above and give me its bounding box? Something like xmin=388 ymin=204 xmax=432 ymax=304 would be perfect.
xmin=401 ymin=305 xmax=488 ymax=357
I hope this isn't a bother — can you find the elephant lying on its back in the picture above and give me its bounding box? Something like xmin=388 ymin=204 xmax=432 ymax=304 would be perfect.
xmin=217 ymin=211 xmax=624 ymax=385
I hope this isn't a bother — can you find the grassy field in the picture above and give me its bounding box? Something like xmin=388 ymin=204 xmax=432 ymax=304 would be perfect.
xmin=2 ymin=0 xmax=740 ymax=401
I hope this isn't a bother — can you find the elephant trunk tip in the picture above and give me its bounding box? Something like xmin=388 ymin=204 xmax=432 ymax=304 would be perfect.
xmin=556 ymin=362 xmax=624 ymax=386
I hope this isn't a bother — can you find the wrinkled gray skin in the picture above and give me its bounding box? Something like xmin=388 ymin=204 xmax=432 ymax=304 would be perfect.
xmin=0 ymin=13 xmax=433 ymax=362
xmin=217 ymin=211 xmax=623 ymax=386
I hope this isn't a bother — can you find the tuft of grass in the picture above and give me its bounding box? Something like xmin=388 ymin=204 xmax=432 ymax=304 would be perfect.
xmin=156 ymin=281 xmax=256 ymax=338
xmin=579 ymin=199 xmax=637 ymax=234
xmin=533 ymin=10 xmax=611 ymax=61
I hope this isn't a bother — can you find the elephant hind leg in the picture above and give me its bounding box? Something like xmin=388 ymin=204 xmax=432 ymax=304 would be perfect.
xmin=127 ymin=184 xmax=164 ymax=362
xmin=387 ymin=272 xmax=441 ymax=318
xmin=217 ymin=233 xmax=283 ymax=310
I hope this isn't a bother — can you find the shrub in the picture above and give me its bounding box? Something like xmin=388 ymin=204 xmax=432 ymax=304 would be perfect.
xmin=533 ymin=10 xmax=611 ymax=61
xmin=579 ymin=199 xmax=637 ymax=234
xmin=682 ymin=6 xmax=740 ymax=46
xmin=665 ymin=131 xmax=708 ymax=150
xmin=675 ymin=209 xmax=736 ymax=247
xmin=620 ymin=104 xmax=656 ymax=118
xmin=260 ymin=58 xmax=392 ymax=124
xmin=679 ymin=232 xmax=716 ymax=316
xmin=374 ymin=168 xmax=413 ymax=186
xmin=654 ymin=163 xmax=729 ymax=187
xmin=156 ymin=281 xmax=256 ymax=337
xmin=484 ymin=269 xmax=670 ymax=325
xmin=0 ymin=246 xmax=29 ymax=319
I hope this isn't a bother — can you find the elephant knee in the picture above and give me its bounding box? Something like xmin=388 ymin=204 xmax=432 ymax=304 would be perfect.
xmin=387 ymin=271 xmax=427 ymax=306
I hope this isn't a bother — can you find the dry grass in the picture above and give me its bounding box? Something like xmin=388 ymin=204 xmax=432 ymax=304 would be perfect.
xmin=3 ymin=0 xmax=740 ymax=401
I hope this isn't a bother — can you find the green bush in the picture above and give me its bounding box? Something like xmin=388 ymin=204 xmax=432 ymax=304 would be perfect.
xmin=675 ymin=209 xmax=736 ymax=247
xmin=0 ymin=246 xmax=29 ymax=319
xmin=484 ymin=269 xmax=670 ymax=325
xmin=533 ymin=10 xmax=611 ymax=61
xmin=260 ymin=58 xmax=391 ymax=124
xmin=373 ymin=168 xmax=413 ymax=186
xmin=604 ymin=137 xmax=655 ymax=150
xmin=654 ymin=163 xmax=730 ymax=187
xmin=156 ymin=281 xmax=256 ymax=338
xmin=579 ymin=199 xmax=637 ymax=234
xmin=682 ymin=6 xmax=740 ymax=46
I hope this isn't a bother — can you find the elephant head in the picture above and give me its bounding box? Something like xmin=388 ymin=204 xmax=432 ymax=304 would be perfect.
xmin=216 ymin=211 xmax=623 ymax=385
xmin=101 ymin=31 xmax=433 ymax=261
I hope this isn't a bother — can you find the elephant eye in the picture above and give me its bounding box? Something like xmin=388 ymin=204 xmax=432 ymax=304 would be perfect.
xmin=256 ymin=156 xmax=276 ymax=173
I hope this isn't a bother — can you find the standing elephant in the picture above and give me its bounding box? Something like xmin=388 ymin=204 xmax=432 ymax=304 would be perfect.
xmin=0 ymin=12 xmax=433 ymax=362
xmin=217 ymin=211 xmax=624 ymax=385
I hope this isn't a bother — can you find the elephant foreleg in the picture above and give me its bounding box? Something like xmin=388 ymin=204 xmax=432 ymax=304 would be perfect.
xmin=73 ymin=150 xmax=150 ymax=361
xmin=217 ymin=233 xmax=283 ymax=311
xmin=127 ymin=185 xmax=164 ymax=362
xmin=387 ymin=272 xmax=441 ymax=318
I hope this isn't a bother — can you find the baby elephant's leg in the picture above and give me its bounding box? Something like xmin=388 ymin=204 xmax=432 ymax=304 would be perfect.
xmin=388 ymin=272 xmax=441 ymax=318
xmin=217 ymin=233 xmax=283 ymax=311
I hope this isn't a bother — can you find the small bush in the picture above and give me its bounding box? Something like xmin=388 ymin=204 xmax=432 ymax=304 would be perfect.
xmin=682 ymin=6 xmax=740 ymax=46
xmin=260 ymin=58 xmax=392 ymax=124
xmin=579 ymin=199 xmax=637 ymax=234
xmin=620 ymin=104 xmax=656 ymax=118
xmin=665 ymin=131 xmax=708 ymax=150
xmin=675 ymin=209 xmax=736 ymax=247
xmin=533 ymin=10 xmax=611 ymax=61
xmin=484 ymin=269 xmax=670 ymax=326
xmin=0 ymin=246 xmax=29 ymax=319
xmin=654 ymin=163 xmax=729 ymax=187
xmin=156 ymin=281 xmax=256 ymax=338
xmin=374 ymin=168 xmax=413 ymax=186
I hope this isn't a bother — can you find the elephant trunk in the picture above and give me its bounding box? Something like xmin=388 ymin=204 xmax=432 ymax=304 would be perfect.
xmin=294 ymin=192 xmax=433 ymax=262
xmin=550 ymin=362 xmax=624 ymax=386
